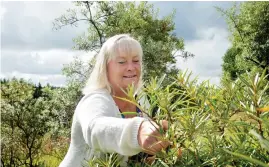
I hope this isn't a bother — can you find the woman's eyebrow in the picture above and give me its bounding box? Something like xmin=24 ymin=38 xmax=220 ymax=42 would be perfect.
xmin=116 ymin=55 xmax=139 ymax=60
xmin=116 ymin=56 xmax=126 ymax=60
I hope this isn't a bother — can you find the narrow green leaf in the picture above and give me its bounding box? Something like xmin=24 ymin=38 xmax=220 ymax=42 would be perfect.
xmin=224 ymin=150 xmax=269 ymax=167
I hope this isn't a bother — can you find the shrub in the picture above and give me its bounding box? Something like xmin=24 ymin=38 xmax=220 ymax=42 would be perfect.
xmin=89 ymin=70 xmax=269 ymax=167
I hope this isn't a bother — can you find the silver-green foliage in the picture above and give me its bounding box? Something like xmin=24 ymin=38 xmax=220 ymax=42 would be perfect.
xmin=88 ymin=70 xmax=269 ymax=166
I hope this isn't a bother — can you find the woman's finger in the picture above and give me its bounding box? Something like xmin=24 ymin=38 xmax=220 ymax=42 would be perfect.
xmin=161 ymin=120 xmax=168 ymax=131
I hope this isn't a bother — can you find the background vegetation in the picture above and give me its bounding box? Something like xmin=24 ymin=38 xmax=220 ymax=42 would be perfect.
xmin=1 ymin=1 xmax=268 ymax=167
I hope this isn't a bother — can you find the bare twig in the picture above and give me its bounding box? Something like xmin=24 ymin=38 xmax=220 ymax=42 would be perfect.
xmin=245 ymin=56 xmax=266 ymax=69
xmin=84 ymin=1 xmax=104 ymax=46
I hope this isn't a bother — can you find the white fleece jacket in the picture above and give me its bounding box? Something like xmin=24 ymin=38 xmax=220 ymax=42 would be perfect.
xmin=59 ymin=89 xmax=147 ymax=167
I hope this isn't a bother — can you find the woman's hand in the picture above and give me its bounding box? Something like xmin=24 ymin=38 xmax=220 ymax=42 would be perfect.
xmin=138 ymin=120 xmax=170 ymax=155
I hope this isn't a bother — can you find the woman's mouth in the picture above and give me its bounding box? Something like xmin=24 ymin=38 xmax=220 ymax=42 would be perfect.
xmin=123 ymin=75 xmax=137 ymax=78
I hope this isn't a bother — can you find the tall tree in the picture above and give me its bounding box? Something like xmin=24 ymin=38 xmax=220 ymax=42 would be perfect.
xmin=51 ymin=2 xmax=194 ymax=129
xmin=217 ymin=2 xmax=269 ymax=80
xmin=1 ymin=79 xmax=53 ymax=167
xmin=53 ymin=1 xmax=194 ymax=88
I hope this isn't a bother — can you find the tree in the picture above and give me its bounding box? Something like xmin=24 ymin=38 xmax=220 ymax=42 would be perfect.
xmin=222 ymin=47 xmax=243 ymax=81
xmin=217 ymin=2 xmax=269 ymax=80
xmin=33 ymin=82 xmax=43 ymax=99
xmin=1 ymin=79 xmax=54 ymax=167
xmin=51 ymin=2 xmax=195 ymax=132
xmin=53 ymin=1 xmax=194 ymax=88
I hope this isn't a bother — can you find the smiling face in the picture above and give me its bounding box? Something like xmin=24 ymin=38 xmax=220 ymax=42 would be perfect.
xmin=107 ymin=49 xmax=141 ymax=94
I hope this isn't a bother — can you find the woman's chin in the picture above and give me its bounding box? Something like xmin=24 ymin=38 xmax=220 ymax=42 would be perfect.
xmin=123 ymin=81 xmax=138 ymax=89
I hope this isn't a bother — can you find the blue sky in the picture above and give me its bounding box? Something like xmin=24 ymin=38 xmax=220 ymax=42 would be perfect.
xmin=1 ymin=1 xmax=234 ymax=86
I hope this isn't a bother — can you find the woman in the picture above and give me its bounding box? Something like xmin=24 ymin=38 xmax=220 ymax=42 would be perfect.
xmin=59 ymin=34 xmax=169 ymax=167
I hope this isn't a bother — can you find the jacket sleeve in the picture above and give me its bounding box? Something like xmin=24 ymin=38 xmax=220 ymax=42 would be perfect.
xmin=75 ymin=93 xmax=146 ymax=156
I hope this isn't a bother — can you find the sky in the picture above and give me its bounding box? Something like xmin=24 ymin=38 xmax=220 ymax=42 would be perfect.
xmin=1 ymin=1 xmax=234 ymax=87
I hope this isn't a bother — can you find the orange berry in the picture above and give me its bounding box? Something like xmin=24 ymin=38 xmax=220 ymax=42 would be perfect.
xmin=177 ymin=147 xmax=182 ymax=158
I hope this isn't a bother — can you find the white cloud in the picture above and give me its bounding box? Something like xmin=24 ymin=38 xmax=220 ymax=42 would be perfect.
xmin=0 ymin=4 xmax=7 ymax=21
xmin=1 ymin=49 xmax=95 ymax=86
xmin=1 ymin=49 xmax=93 ymax=73
xmin=2 ymin=1 xmax=74 ymax=23
xmin=176 ymin=27 xmax=232 ymax=86
xmin=1 ymin=1 xmax=88 ymax=50
xmin=1 ymin=71 xmax=67 ymax=87
xmin=1 ymin=1 xmax=97 ymax=87
xmin=22 ymin=2 xmax=73 ymax=22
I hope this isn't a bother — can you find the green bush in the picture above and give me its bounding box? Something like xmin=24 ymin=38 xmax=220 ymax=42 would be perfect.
xmin=89 ymin=70 xmax=269 ymax=167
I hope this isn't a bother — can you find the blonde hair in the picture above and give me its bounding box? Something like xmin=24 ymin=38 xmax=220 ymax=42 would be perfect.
xmin=82 ymin=34 xmax=143 ymax=95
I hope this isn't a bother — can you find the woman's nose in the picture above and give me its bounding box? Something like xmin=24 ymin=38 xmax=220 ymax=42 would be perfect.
xmin=126 ymin=62 xmax=135 ymax=71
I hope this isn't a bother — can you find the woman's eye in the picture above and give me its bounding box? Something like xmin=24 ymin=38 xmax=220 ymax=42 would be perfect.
xmin=118 ymin=61 xmax=125 ymax=64
xmin=133 ymin=60 xmax=139 ymax=63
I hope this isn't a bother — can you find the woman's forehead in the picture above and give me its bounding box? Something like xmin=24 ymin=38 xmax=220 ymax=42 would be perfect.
xmin=114 ymin=49 xmax=141 ymax=59
xmin=117 ymin=52 xmax=139 ymax=58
